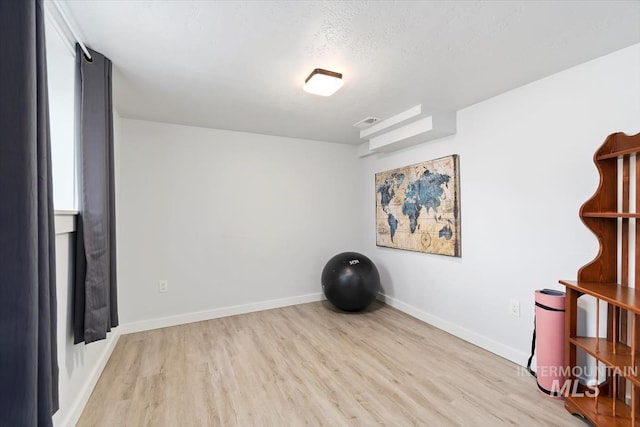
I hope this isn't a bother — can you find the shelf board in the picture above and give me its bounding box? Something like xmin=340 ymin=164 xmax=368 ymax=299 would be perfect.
xmin=597 ymin=147 xmax=640 ymax=160
xmin=571 ymin=337 xmax=639 ymax=386
xmin=567 ymin=394 xmax=632 ymax=427
xmin=560 ymin=281 xmax=640 ymax=314
xmin=582 ymin=212 xmax=640 ymax=219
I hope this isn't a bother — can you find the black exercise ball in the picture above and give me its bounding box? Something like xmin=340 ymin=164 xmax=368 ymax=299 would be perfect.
xmin=321 ymin=252 xmax=380 ymax=311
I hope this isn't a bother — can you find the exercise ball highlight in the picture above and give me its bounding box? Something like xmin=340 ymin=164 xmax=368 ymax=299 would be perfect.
xmin=321 ymin=252 xmax=380 ymax=311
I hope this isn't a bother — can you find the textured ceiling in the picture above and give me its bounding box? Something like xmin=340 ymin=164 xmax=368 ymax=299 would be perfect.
xmin=63 ymin=0 xmax=640 ymax=144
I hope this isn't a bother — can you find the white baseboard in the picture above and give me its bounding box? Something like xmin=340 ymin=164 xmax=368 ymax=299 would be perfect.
xmin=119 ymin=292 xmax=325 ymax=335
xmin=377 ymin=293 xmax=529 ymax=366
xmin=54 ymin=331 xmax=121 ymax=427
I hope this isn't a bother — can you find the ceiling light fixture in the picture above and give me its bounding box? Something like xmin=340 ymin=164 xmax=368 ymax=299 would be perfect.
xmin=304 ymin=68 xmax=344 ymax=96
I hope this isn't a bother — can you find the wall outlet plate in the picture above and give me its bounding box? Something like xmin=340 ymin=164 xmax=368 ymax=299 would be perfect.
xmin=509 ymin=299 xmax=520 ymax=317
xmin=158 ymin=280 xmax=169 ymax=293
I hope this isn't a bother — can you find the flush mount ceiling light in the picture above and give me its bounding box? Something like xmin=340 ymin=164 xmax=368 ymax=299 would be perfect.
xmin=304 ymin=68 xmax=344 ymax=96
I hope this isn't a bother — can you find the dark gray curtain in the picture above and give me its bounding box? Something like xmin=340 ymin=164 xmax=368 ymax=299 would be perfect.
xmin=0 ymin=0 xmax=59 ymax=425
xmin=74 ymin=45 xmax=118 ymax=344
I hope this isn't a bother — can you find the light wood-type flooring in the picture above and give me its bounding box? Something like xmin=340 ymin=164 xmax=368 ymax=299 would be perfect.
xmin=78 ymin=301 xmax=587 ymax=426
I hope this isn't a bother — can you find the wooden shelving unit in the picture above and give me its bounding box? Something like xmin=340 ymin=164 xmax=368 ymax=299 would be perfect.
xmin=561 ymin=132 xmax=640 ymax=426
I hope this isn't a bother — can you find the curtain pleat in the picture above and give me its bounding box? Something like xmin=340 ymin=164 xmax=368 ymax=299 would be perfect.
xmin=0 ymin=0 xmax=59 ymax=425
xmin=74 ymin=45 xmax=118 ymax=344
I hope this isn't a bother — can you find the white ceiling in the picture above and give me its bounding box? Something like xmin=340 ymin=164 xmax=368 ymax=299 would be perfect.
xmin=63 ymin=0 xmax=640 ymax=145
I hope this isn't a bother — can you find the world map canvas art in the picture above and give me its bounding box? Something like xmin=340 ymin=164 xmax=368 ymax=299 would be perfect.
xmin=375 ymin=155 xmax=461 ymax=257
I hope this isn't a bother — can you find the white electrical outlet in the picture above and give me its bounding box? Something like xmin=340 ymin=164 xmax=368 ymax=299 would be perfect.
xmin=509 ymin=299 xmax=520 ymax=317
xmin=158 ymin=280 xmax=169 ymax=293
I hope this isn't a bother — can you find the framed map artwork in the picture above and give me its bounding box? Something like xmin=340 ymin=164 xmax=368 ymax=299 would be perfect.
xmin=375 ymin=155 xmax=461 ymax=257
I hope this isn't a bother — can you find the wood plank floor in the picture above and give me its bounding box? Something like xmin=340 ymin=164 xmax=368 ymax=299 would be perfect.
xmin=78 ymin=301 xmax=587 ymax=426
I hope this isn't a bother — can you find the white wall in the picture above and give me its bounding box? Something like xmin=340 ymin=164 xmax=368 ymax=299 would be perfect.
xmin=116 ymin=120 xmax=362 ymax=325
xmin=360 ymin=43 xmax=640 ymax=364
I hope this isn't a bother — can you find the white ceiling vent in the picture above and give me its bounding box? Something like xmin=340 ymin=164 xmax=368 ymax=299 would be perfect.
xmin=352 ymin=117 xmax=381 ymax=129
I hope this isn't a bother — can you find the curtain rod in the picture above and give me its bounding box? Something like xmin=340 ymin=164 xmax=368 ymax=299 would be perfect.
xmin=50 ymin=0 xmax=92 ymax=61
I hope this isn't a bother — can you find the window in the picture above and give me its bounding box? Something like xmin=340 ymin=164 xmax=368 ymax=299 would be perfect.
xmin=45 ymin=10 xmax=76 ymax=211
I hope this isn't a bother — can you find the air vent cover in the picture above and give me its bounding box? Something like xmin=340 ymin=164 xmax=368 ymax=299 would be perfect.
xmin=353 ymin=117 xmax=381 ymax=129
